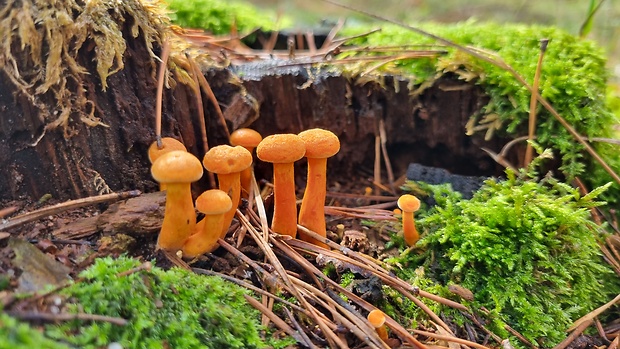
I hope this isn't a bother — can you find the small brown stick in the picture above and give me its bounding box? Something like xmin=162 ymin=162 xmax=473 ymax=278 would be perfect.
xmin=593 ymin=317 xmax=610 ymax=342
xmin=321 ymin=18 xmax=345 ymax=50
xmin=244 ymin=294 xmax=306 ymax=345
xmin=379 ymin=119 xmax=396 ymax=194
xmin=412 ymin=329 xmax=491 ymax=349
xmin=326 ymin=191 xmax=399 ymax=202
xmin=0 ymin=206 xmax=18 ymax=219
xmin=608 ymin=334 xmax=620 ymax=349
xmin=186 ymin=53 xmax=216 ymax=188
xmin=290 ymin=275 xmax=388 ymax=349
xmin=193 ymin=267 xmax=311 ymax=316
xmin=324 ymin=280 xmax=428 ymax=349
xmin=155 ymin=39 xmax=171 ymax=147
xmin=283 ymin=307 xmax=317 ymax=349
xmin=552 ymin=318 xmax=593 ymax=349
xmin=374 ymin=126 xmax=382 ymax=196
xmin=116 ymin=261 xmax=153 ymax=278
xmin=236 ymin=211 xmax=345 ymax=348
xmin=568 ymin=293 xmax=620 ymax=332
xmin=0 ymin=190 xmax=141 ymax=231
xmin=192 ymin=60 xmax=231 ymax=140
xmin=217 ymin=238 xmax=280 ymax=290
xmin=524 ymin=39 xmax=549 ymax=166
xmin=7 ymin=311 xmax=128 ymax=326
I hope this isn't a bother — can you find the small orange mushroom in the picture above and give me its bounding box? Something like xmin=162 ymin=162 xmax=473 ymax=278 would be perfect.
xmin=256 ymin=134 xmax=306 ymax=238
xmin=230 ymin=128 xmax=263 ymax=199
xmin=297 ymin=128 xmax=340 ymax=248
xmin=397 ymin=194 xmax=421 ymax=246
xmin=367 ymin=309 xmax=389 ymax=342
xmin=202 ymin=145 xmax=253 ymax=237
xmin=151 ymin=150 xmax=203 ymax=251
xmin=182 ymin=189 xmax=232 ymax=258
xmin=147 ymin=137 xmax=187 ymax=191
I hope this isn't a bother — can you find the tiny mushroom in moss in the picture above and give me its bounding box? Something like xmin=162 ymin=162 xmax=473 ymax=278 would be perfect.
xmin=230 ymin=128 xmax=263 ymax=199
xmin=182 ymin=189 xmax=232 ymax=258
xmin=202 ymin=145 xmax=253 ymax=237
xmin=148 ymin=137 xmax=187 ymax=191
xmin=256 ymin=134 xmax=306 ymax=238
xmin=397 ymin=194 xmax=421 ymax=247
xmin=297 ymin=128 xmax=340 ymax=248
xmin=367 ymin=309 xmax=389 ymax=342
xmin=151 ymin=150 xmax=203 ymax=251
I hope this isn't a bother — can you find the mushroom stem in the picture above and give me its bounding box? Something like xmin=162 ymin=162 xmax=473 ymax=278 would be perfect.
xmin=215 ymin=173 xmax=240 ymax=237
xmin=272 ymin=162 xmax=299 ymax=238
xmin=183 ymin=213 xmax=223 ymax=258
xmin=402 ymin=210 xmax=419 ymax=246
xmin=298 ymin=157 xmax=329 ymax=248
xmin=367 ymin=309 xmax=389 ymax=342
xmin=158 ymin=183 xmax=196 ymax=251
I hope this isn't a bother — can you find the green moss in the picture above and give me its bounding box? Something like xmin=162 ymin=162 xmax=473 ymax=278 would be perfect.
xmin=164 ymin=0 xmax=290 ymax=35
xmin=341 ymin=21 xmax=619 ymax=201
xmin=45 ymin=256 xmax=269 ymax=349
xmin=0 ymin=313 xmax=70 ymax=349
xmin=395 ymin=165 xmax=620 ymax=346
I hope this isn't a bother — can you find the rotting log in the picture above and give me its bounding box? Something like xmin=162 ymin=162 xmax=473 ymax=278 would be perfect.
xmin=0 ymin=2 xmax=506 ymax=202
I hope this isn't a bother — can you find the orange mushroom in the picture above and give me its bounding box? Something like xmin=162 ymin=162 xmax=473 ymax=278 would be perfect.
xmin=202 ymin=145 xmax=253 ymax=237
xmin=230 ymin=128 xmax=263 ymax=199
xmin=397 ymin=194 xmax=421 ymax=246
xmin=297 ymin=128 xmax=340 ymax=248
xmin=256 ymin=134 xmax=306 ymax=238
xmin=182 ymin=189 xmax=232 ymax=258
xmin=367 ymin=309 xmax=389 ymax=342
xmin=147 ymin=137 xmax=187 ymax=191
xmin=151 ymin=150 xmax=203 ymax=251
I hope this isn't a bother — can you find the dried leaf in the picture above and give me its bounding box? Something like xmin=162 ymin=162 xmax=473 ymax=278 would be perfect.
xmin=9 ymin=238 xmax=72 ymax=293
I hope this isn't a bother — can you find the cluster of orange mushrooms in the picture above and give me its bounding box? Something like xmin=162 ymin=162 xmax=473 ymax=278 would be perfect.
xmin=148 ymin=127 xmax=422 ymax=259
xmin=148 ymin=127 xmax=422 ymax=341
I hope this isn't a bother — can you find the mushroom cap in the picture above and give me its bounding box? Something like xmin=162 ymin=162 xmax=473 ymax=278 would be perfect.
xmin=298 ymin=128 xmax=340 ymax=159
xmin=256 ymin=134 xmax=306 ymax=163
xmin=367 ymin=309 xmax=386 ymax=328
xmin=230 ymin=128 xmax=263 ymax=149
xmin=397 ymin=194 xmax=421 ymax=212
xmin=202 ymin=145 xmax=253 ymax=174
xmin=148 ymin=137 xmax=187 ymax=163
xmin=151 ymin=150 xmax=203 ymax=183
xmin=195 ymin=189 xmax=232 ymax=215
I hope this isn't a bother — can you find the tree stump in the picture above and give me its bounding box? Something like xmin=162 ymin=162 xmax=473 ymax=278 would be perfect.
xmin=0 ymin=1 xmax=505 ymax=203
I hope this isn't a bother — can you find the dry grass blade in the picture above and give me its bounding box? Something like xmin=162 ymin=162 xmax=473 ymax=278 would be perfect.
xmin=0 ymin=190 xmax=141 ymax=231
xmin=191 ymin=59 xmax=231 ymax=140
xmin=567 ymin=293 xmax=620 ymax=332
xmin=524 ymin=39 xmax=549 ymax=166
xmin=412 ymin=329 xmax=492 ymax=349
xmin=155 ymin=39 xmax=171 ymax=145
xmin=552 ymin=319 xmax=593 ymax=349
xmin=243 ymin=294 xmax=307 ymax=344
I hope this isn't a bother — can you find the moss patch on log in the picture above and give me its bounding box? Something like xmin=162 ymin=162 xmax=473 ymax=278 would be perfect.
xmin=0 ymin=0 xmax=167 ymax=136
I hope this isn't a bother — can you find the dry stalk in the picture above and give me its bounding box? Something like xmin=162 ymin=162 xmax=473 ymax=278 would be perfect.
xmin=191 ymin=59 xmax=231 ymax=140
xmin=412 ymin=329 xmax=492 ymax=349
xmin=235 ymin=211 xmax=346 ymax=348
xmin=552 ymin=319 xmax=593 ymax=349
xmin=0 ymin=190 xmax=141 ymax=231
xmin=524 ymin=39 xmax=549 ymax=166
xmin=185 ymin=52 xmax=216 ymax=188
xmin=155 ymin=39 xmax=171 ymax=147
xmin=243 ymin=294 xmax=306 ymax=344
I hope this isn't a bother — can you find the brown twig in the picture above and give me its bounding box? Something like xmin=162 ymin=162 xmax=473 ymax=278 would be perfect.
xmin=7 ymin=311 xmax=128 ymax=326
xmin=0 ymin=190 xmax=141 ymax=231
xmin=192 ymin=60 xmax=231 ymax=140
xmin=155 ymin=39 xmax=171 ymax=147
xmin=244 ymin=294 xmax=306 ymax=345
xmin=413 ymin=329 xmax=492 ymax=349
xmin=552 ymin=318 xmax=593 ymax=349
xmin=524 ymin=39 xmax=549 ymax=166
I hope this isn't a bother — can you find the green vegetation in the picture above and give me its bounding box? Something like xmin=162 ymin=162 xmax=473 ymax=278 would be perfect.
xmin=341 ymin=22 xmax=619 ymax=200
xmin=165 ymin=0 xmax=290 ymax=35
xmin=391 ymin=154 xmax=620 ymax=346
xmin=0 ymin=313 xmax=70 ymax=349
xmin=44 ymin=256 xmax=269 ymax=349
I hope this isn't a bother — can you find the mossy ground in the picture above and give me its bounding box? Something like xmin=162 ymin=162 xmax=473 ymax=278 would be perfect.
xmin=3 ymin=256 xmax=291 ymax=349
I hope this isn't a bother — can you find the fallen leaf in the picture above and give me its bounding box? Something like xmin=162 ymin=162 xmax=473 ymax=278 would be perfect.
xmin=9 ymin=238 xmax=72 ymax=293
